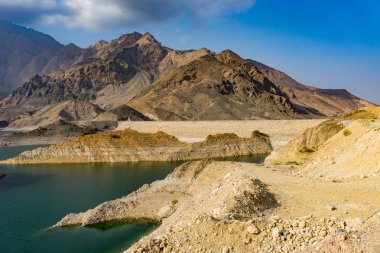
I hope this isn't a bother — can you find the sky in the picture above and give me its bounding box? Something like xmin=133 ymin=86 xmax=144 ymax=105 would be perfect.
xmin=0 ymin=0 xmax=379 ymax=104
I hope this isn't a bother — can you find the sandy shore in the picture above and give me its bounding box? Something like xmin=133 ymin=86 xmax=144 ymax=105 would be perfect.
xmin=117 ymin=120 xmax=325 ymax=149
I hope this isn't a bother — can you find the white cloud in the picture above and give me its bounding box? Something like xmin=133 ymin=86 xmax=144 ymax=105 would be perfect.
xmin=0 ymin=0 xmax=56 ymax=9
xmin=0 ymin=0 xmax=255 ymax=30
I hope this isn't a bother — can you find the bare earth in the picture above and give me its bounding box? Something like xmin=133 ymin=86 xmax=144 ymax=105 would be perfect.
xmin=118 ymin=120 xmax=325 ymax=149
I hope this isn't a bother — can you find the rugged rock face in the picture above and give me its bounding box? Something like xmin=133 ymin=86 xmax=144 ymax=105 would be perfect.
xmin=1 ymin=32 xmax=210 ymax=109
xmin=1 ymin=129 xmax=272 ymax=164
xmin=128 ymin=51 xmax=314 ymax=120
xmin=9 ymin=100 xmax=104 ymax=128
xmin=250 ymin=60 xmax=374 ymax=117
xmin=0 ymin=20 xmax=82 ymax=95
xmin=93 ymin=104 xmax=150 ymax=121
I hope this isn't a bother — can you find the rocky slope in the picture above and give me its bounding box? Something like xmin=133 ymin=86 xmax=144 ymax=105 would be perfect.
xmin=128 ymin=50 xmax=314 ymax=120
xmin=266 ymin=107 xmax=380 ymax=179
xmin=9 ymin=100 xmax=104 ymax=128
xmin=1 ymin=129 xmax=272 ymax=164
xmin=250 ymin=60 xmax=374 ymax=117
xmin=93 ymin=104 xmax=150 ymax=121
xmin=0 ymin=20 xmax=82 ymax=97
xmin=0 ymin=120 xmax=102 ymax=147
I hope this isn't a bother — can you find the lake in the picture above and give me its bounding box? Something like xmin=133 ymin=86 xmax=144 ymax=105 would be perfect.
xmin=0 ymin=132 xmax=266 ymax=253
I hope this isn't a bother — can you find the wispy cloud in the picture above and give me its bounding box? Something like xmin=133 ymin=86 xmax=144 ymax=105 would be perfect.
xmin=0 ymin=0 xmax=255 ymax=30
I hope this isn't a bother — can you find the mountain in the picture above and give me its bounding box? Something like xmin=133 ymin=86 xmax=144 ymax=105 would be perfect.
xmin=249 ymin=60 xmax=373 ymax=116
xmin=0 ymin=32 xmax=210 ymax=109
xmin=0 ymin=20 xmax=83 ymax=98
xmin=128 ymin=50 xmax=314 ymax=120
xmin=0 ymin=31 xmax=374 ymax=120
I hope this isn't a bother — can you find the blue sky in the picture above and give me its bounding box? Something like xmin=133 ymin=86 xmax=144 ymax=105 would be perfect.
xmin=2 ymin=0 xmax=379 ymax=103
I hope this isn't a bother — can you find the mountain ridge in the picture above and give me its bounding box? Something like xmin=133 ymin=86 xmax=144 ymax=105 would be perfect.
xmin=0 ymin=20 xmax=84 ymax=97
xmin=0 ymin=27 xmax=374 ymax=121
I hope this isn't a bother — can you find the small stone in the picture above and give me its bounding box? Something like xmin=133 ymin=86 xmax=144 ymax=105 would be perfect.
xmin=326 ymin=204 xmax=337 ymax=211
xmin=319 ymin=230 xmax=327 ymax=237
xmin=243 ymin=238 xmax=252 ymax=244
xmin=360 ymin=174 xmax=367 ymax=179
xmin=221 ymin=246 xmax=230 ymax=253
xmin=247 ymin=225 xmax=260 ymax=235
xmin=272 ymin=228 xmax=281 ymax=237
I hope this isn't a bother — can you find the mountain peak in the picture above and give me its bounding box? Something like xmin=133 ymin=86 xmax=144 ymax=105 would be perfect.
xmin=136 ymin=32 xmax=159 ymax=45
xmin=216 ymin=49 xmax=243 ymax=64
xmin=117 ymin=32 xmax=143 ymax=43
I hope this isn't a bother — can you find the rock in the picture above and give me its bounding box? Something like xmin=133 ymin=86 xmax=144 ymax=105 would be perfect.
xmin=345 ymin=218 xmax=363 ymax=231
xmin=326 ymin=204 xmax=337 ymax=211
xmin=157 ymin=205 xmax=175 ymax=218
xmin=246 ymin=225 xmax=260 ymax=235
xmin=221 ymin=246 xmax=230 ymax=253
xmin=272 ymin=228 xmax=281 ymax=238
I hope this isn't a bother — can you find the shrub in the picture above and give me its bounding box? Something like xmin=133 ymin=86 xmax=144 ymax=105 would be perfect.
xmin=286 ymin=161 xmax=301 ymax=165
xmin=343 ymin=129 xmax=352 ymax=137
xmin=170 ymin=199 xmax=178 ymax=206
xmin=298 ymin=147 xmax=316 ymax=153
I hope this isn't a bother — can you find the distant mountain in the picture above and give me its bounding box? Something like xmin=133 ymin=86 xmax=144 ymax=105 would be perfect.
xmin=249 ymin=60 xmax=373 ymax=117
xmin=0 ymin=20 xmax=82 ymax=98
xmin=0 ymin=30 xmax=374 ymax=121
xmin=1 ymin=32 xmax=210 ymax=109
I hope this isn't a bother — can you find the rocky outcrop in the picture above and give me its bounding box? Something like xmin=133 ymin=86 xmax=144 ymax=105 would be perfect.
xmin=265 ymin=119 xmax=344 ymax=165
xmin=1 ymin=129 xmax=272 ymax=164
xmin=93 ymin=104 xmax=150 ymax=121
xmin=53 ymin=160 xmax=278 ymax=228
xmin=266 ymin=107 xmax=380 ymax=179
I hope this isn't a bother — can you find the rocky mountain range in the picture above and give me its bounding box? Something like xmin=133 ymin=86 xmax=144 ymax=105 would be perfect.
xmin=0 ymin=20 xmax=83 ymax=99
xmin=0 ymin=23 xmax=374 ymax=123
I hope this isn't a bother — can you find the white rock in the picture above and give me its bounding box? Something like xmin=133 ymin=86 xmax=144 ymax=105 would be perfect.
xmin=157 ymin=205 xmax=175 ymax=218
xmin=247 ymin=225 xmax=260 ymax=234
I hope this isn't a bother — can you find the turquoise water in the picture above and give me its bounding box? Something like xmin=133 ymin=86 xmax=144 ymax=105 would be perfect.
xmin=0 ymin=133 xmax=266 ymax=253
